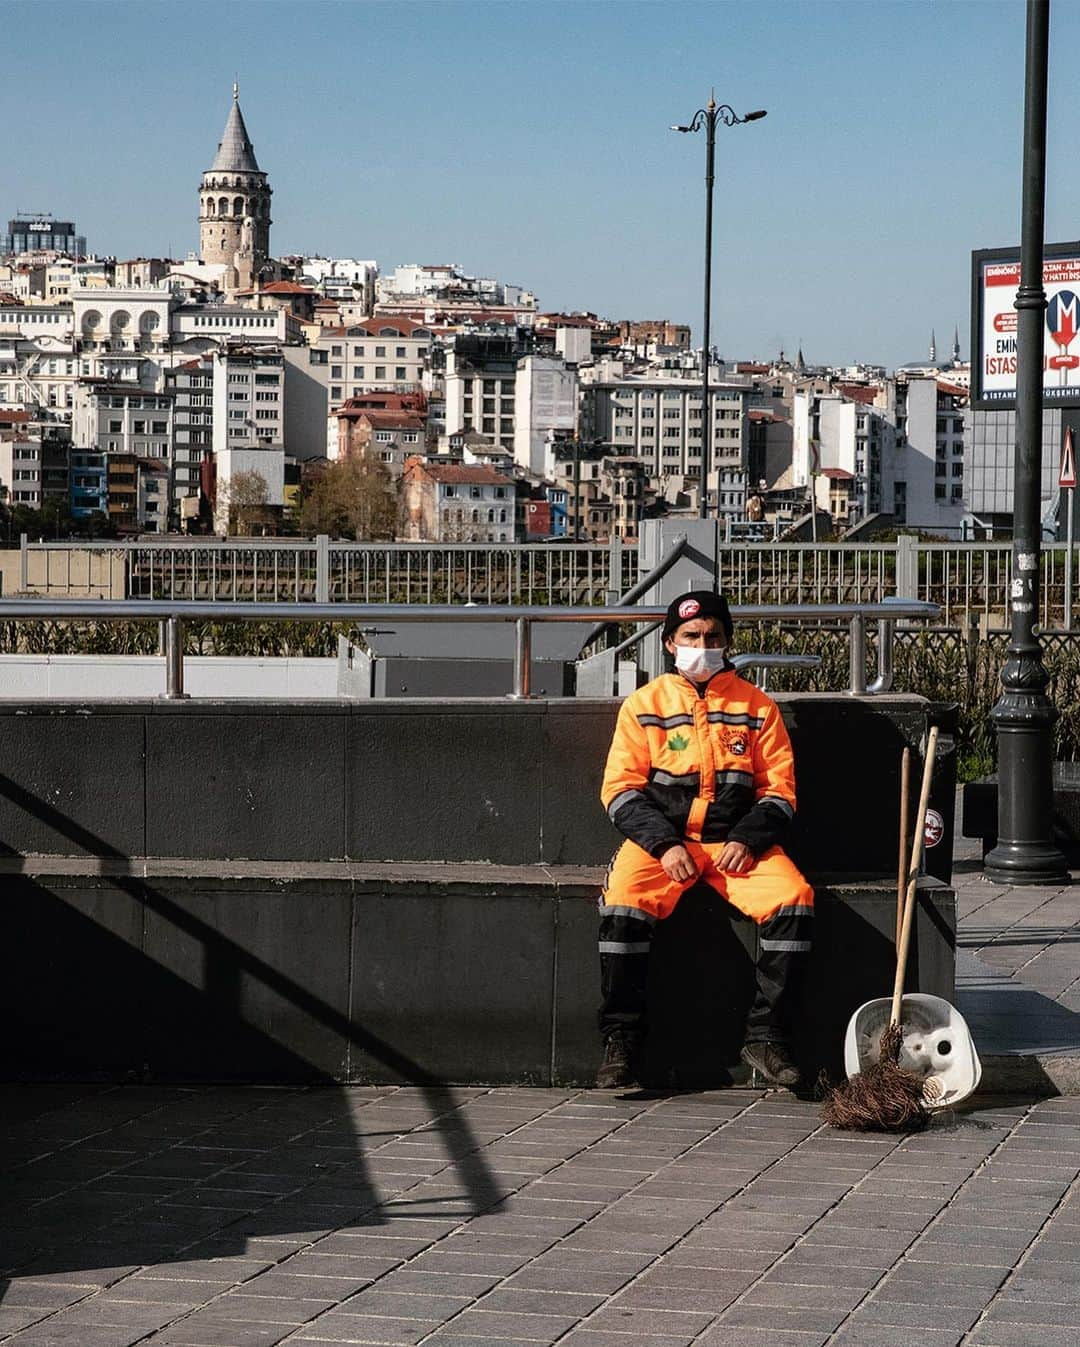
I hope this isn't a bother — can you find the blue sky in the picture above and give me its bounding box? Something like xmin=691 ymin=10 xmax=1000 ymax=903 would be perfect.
xmin=2 ymin=0 xmax=1077 ymax=370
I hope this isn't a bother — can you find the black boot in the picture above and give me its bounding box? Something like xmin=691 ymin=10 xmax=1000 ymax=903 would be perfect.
xmin=740 ymin=1040 xmax=800 ymax=1089
xmin=596 ymin=1032 xmax=641 ymax=1089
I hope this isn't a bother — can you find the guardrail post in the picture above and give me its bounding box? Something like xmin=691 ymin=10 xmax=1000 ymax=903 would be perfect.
xmin=896 ymin=533 xmax=919 ymax=599
xmin=606 ymin=535 xmax=623 ymax=606
xmin=162 ymin=617 xmax=188 ymax=700
xmin=315 ymin=535 xmax=330 ymax=603
xmin=848 ymin=612 xmax=867 ymax=694
xmin=19 ymin=533 xmax=27 ymax=592
xmin=509 ymin=617 xmax=532 ymax=699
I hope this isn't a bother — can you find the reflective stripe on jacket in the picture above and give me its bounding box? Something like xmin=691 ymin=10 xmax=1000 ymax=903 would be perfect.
xmin=600 ymin=668 xmax=797 ymax=858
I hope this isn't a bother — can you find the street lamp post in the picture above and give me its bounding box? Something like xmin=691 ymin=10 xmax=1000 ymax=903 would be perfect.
xmin=984 ymin=0 xmax=1068 ymax=884
xmin=673 ymin=96 xmax=766 ymax=520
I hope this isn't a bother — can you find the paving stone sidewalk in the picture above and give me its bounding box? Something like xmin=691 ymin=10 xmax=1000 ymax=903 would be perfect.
xmin=3 ymin=1078 xmax=1080 ymax=1347
xmin=6 ymin=839 xmax=1080 ymax=1347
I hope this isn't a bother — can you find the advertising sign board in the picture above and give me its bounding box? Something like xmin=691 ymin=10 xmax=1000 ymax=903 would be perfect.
xmin=971 ymin=242 xmax=1080 ymax=410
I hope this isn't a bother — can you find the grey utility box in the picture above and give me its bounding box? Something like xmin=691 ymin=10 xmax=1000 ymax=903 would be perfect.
xmin=337 ymin=621 xmax=591 ymax=698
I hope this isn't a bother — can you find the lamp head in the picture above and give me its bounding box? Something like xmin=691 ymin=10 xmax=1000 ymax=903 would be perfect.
xmin=743 ymin=109 xmax=768 ymax=121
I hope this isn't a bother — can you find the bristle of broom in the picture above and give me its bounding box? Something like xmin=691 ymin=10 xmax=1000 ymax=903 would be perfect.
xmin=821 ymin=1022 xmax=940 ymax=1132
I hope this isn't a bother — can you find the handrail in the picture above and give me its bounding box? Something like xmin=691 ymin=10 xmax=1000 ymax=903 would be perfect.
xmin=0 ymin=597 xmax=941 ymax=700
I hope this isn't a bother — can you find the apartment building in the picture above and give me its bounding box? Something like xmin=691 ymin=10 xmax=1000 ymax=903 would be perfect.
xmin=400 ymin=459 xmax=516 ymax=542
xmin=212 ymin=346 xmax=285 ymax=532
xmin=335 ymin=406 xmax=426 ymax=477
xmin=444 ymin=333 xmax=524 ymax=453
xmin=314 ymin=318 xmax=431 ymax=405
xmin=582 ymin=371 xmax=751 ymax=516
xmin=72 ymin=382 xmax=174 ymax=462
xmin=513 ymin=354 xmax=578 ymax=476
xmin=166 ymin=357 xmax=214 ymax=517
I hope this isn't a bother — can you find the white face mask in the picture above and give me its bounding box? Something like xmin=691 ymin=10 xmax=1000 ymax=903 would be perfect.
xmin=673 ymin=645 xmax=728 ymax=681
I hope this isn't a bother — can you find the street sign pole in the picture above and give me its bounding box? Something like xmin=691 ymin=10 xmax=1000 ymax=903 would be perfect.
xmin=1061 ymin=426 xmax=1076 ymax=630
xmin=1061 ymin=484 xmax=1066 ymax=630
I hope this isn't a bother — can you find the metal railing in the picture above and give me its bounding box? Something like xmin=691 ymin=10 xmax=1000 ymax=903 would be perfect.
xmin=16 ymin=537 xmax=637 ymax=607
xmin=15 ymin=534 xmax=1080 ymax=627
xmin=0 ymin=597 xmax=940 ymax=700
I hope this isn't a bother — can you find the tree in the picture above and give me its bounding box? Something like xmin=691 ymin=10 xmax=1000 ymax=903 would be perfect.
xmin=298 ymin=453 xmax=396 ymax=540
xmin=223 ymin=469 xmax=272 ymax=536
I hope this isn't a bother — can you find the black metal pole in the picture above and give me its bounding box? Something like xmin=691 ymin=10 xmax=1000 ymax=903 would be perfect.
xmin=985 ymin=0 xmax=1068 ymax=884
xmin=700 ymin=99 xmax=716 ymax=521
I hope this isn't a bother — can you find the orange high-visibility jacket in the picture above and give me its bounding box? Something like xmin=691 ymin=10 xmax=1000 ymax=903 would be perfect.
xmin=601 ymin=667 xmax=797 ymax=859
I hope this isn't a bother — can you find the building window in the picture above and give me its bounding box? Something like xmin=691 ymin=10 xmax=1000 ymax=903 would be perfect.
xmin=375 ymin=346 xmax=386 ymax=357
xmin=353 ymin=367 xmax=364 ymax=379
xmin=375 ymin=366 xmax=386 ymax=379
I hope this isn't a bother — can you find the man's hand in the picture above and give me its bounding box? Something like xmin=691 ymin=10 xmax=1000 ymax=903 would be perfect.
xmin=716 ymin=841 xmax=753 ymax=873
xmin=660 ymin=844 xmax=698 ymax=884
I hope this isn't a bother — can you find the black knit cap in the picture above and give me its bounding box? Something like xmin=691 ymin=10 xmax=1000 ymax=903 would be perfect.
xmin=662 ymin=590 xmax=734 ymax=642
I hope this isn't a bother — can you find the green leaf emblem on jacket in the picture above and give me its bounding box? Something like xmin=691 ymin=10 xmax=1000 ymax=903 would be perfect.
xmin=667 ymin=732 xmax=690 ymax=752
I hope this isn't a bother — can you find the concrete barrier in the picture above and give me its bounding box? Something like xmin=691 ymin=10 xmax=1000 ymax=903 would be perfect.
xmin=0 ymin=695 xmax=955 ymax=1085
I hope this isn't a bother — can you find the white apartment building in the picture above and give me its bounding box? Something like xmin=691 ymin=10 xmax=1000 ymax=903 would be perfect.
xmin=583 ymin=372 xmax=751 ymax=516
xmin=0 ymin=428 xmax=41 ymax=506
xmin=314 ymin=319 xmax=431 ymax=405
xmin=72 ymin=383 xmax=175 ymax=461
xmin=213 ymin=443 xmax=284 ymax=534
xmin=212 ymin=346 xmax=284 ymax=455
xmin=444 ymin=335 xmax=521 ymax=452
xmin=378 ymin=263 xmax=536 ymax=311
xmin=792 ymin=376 xmax=968 ymax=533
xmin=171 ymin=304 xmax=292 ymax=349
xmin=212 ymin=346 xmax=285 ymax=531
xmin=299 ymin=258 xmax=377 ymax=315
xmin=73 ymin=288 xmax=172 ymax=354
xmin=0 ymin=332 xmax=77 ymax=411
xmin=793 ymin=390 xmax=892 ymax=524
xmin=513 ymin=354 xmax=578 ymax=476
xmin=891 ymin=377 xmax=967 ymax=534
xmin=0 ymin=305 xmax=74 ymax=340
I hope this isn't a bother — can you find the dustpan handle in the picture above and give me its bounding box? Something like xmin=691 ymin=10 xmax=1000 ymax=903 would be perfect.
xmin=891 ymin=725 xmax=939 ymax=1027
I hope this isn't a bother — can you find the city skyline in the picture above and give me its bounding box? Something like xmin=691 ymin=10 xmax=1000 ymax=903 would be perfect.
xmin=3 ymin=0 xmax=1079 ymax=370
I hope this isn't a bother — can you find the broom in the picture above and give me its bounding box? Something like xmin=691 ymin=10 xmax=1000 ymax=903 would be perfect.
xmin=821 ymin=727 xmax=941 ymax=1131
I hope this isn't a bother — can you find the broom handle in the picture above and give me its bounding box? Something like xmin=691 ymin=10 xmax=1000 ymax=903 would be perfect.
xmin=896 ymin=747 xmax=911 ymax=951
xmin=891 ymin=726 xmax=939 ymax=1027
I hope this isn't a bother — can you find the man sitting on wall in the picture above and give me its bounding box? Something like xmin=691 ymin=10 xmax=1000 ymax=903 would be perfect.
xmin=597 ymin=590 xmax=814 ymax=1089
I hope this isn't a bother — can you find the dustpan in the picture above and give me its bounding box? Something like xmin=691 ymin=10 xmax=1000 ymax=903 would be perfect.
xmin=836 ymin=726 xmax=982 ymax=1117
xmin=844 ymin=992 xmax=982 ymax=1109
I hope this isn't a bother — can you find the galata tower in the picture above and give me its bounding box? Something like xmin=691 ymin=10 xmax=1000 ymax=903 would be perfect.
xmin=198 ymin=85 xmax=272 ymax=290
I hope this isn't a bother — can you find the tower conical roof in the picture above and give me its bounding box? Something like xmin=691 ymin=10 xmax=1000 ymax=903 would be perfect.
xmin=209 ymin=88 xmax=260 ymax=173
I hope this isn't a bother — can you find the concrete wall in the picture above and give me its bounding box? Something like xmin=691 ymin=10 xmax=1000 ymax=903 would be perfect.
xmin=0 ymin=546 xmax=126 ymax=598
xmin=0 ymin=694 xmax=956 ymax=1085
xmin=0 ymin=655 xmax=338 ymax=699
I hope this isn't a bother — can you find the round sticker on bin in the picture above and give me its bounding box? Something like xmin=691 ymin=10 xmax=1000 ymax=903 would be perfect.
xmin=924 ymin=808 xmax=945 ymax=849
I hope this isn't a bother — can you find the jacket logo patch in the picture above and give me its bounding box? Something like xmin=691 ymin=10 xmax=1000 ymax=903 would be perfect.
xmin=667 ymin=732 xmax=690 ymax=752
xmin=718 ymin=726 xmax=749 ymax=755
